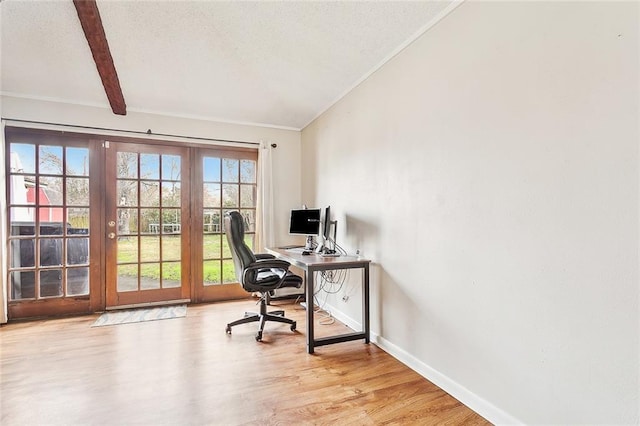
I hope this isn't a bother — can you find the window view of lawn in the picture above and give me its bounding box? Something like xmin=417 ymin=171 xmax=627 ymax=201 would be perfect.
xmin=117 ymin=233 xmax=253 ymax=284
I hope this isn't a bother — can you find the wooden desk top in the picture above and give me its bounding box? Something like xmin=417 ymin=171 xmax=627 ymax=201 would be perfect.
xmin=266 ymin=247 xmax=370 ymax=270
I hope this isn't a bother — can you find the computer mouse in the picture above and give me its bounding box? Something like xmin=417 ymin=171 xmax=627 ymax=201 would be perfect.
xmin=302 ymin=250 xmax=311 ymax=255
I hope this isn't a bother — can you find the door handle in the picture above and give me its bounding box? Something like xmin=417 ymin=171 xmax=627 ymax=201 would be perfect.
xmin=108 ymin=232 xmax=116 ymax=239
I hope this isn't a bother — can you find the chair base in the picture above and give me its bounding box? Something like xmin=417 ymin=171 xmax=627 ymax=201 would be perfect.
xmin=225 ymin=298 xmax=296 ymax=341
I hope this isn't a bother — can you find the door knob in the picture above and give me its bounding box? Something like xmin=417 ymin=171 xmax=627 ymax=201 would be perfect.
xmin=108 ymin=232 xmax=116 ymax=239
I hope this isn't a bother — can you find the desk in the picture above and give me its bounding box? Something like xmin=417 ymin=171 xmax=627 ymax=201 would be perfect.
xmin=266 ymin=247 xmax=370 ymax=354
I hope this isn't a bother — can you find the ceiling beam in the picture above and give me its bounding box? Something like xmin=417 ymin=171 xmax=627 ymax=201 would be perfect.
xmin=73 ymin=0 xmax=126 ymax=115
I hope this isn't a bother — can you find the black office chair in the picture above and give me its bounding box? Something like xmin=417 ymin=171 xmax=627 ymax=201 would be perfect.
xmin=224 ymin=211 xmax=302 ymax=341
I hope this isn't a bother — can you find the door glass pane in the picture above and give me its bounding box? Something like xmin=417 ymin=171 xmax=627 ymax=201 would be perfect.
xmin=162 ymin=262 xmax=180 ymax=288
xmin=119 ymin=209 xmax=138 ymax=234
xmin=117 ymin=180 xmax=138 ymax=207
xmin=222 ymin=158 xmax=238 ymax=182
xmin=141 ymin=208 xmax=160 ymax=234
xmin=39 ymin=146 xmax=63 ymax=175
xmin=67 ymin=268 xmax=89 ymax=296
xmin=67 ymin=238 xmax=89 ymax=265
xmin=40 ymin=269 xmax=63 ymax=297
xmin=117 ymin=208 xmax=132 ymax=236
xmin=162 ymin=235 xmax=181 ymax=261
xmin=161 ymin=209 xmax=181 ymax=234
xmin=141 ymin=154 xmax=159 ymax=179
xmin=11 ymin=144 xmax=36 ymax=173
xmin=68 ymin=208 xmax=90 ymax=232
xmin=240 ymin=160 xmax=255 ymax=183
xmin=66 ymin=147 xmax=89 ymax=176
xmin=203 ymin=183 xmax=221 ymax=208
xmin=117 ymin=264 xmax=138 ymax=292
xmin=117 ymin=152 xmax=138 ymax=178
xmin=162 ymin=155 xmax=180 ymax=181
xmin=39 ymin=207 xmax=64 ymax=226
xmin=67 ymin=177 xmax=90 ymax=206
xmin=140 ymin=236 xmax=160 ymax=262
xmin=240 ymin=185 xmax=255 ymax=208
xmin=141 ymin=263 xmax=160 ymax=290
xmin=162 ymin=182 xmax=181 ymax=207
xmin=240 ymin=210 xmax=256 ymax=233
xmin=140 ymin=180 xmax=160 ymax=207
xmin=203 ymin=260 xmax=221 ymax=285
xmin=203 ymin=234 xmax=221 ymax=259
xmin=222 ymin=237 xmax=231 ymax=258
xmin=222 ymin=184 xmax=239 ymax=207
xmin=10 ymin=239 xmax=34 ymax=268
xmin=11 ymin=271 xmax=36 ymax=299
xmin=203 ymin=157 xmax=220 ymax=182
xmin=39 ymin=176 xmax=63 ymax=205
xmin=16 ymin=179 xmax=35 ymax=206
xmin=118 ymin=237 xmax=138 ymax=263
xmin=203 ymin=209 xmax=221 ymax=233
xmin=222 ymin=260 xmax=235 ymax=283
xmin=10 ymin=209 xmax=35 ymax=231
xmin=40 ymin=239 xmax=63 ymax=266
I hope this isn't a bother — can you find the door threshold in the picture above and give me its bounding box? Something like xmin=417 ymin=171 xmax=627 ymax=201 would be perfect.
xmin=106 ymin=299 xmax=191 ymax=311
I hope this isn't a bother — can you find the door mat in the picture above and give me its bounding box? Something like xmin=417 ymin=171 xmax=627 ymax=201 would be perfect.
xmin=92 ymin=305 xmax=187 ymax=327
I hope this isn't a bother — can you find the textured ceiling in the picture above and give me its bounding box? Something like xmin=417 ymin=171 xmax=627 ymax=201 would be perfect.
xmin=1 ymin=1 xmax=456 ymax=130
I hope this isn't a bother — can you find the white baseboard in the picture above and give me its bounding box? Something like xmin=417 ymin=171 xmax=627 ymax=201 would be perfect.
xmin=325 ymin=303 xmax=523 ymax=426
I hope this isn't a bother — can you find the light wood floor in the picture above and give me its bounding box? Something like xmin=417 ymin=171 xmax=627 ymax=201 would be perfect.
xmin=0 ymin=299 xmax=490 ymax=425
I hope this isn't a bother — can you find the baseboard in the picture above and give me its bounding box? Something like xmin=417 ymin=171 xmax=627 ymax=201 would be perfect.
xmin=325 ymin=303 xmax=523 ymax=426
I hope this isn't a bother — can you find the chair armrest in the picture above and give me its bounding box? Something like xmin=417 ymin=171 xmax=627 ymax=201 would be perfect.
xmin=255 ymin=253 xmax=276 ymax=260
xmin=242 ymin=259 xmax=293 ymax=289
xmin=246 ymin=259 xmax=291 ymax=273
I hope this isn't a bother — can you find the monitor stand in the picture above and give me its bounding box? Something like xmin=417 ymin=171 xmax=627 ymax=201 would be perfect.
xmin=304 ymin=235 xmax=316 ymax=251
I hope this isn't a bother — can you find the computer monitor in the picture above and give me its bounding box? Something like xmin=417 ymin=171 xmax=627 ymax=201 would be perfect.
xmin=289 ymin=208 xmax=321 ymax=250
xmin=289 ymin=208 xmax=320 ymax=235
xmin=316 ymin=205 xmax=337 ymax=254
xmin=322 ymin=205 xmax=331 ymax=241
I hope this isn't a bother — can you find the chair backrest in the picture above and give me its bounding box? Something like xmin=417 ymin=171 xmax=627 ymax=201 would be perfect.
xmin=224 ymin=211 xmax=257 ymax=285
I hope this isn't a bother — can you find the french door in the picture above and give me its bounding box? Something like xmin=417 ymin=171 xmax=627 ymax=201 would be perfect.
xmin=104 ymin=142 xmax=191 ymax=308
xmin=192 ymin=148 xmax=258 ymax=302
xmin=5 ymin=129 xmax=102 ymax=318
xmin=5 ymin=127 xmax=259 ymax=319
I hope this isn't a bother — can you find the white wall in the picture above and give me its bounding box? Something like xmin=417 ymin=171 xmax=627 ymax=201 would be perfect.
xmin=1 ymin=96 xmax=303 ymax=321
xmin=301 ymin=2 xmax=639 ymax=425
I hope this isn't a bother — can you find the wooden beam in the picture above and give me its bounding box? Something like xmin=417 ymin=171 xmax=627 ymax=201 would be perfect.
xmin=73 ymin=0 xmax=126 ymax=115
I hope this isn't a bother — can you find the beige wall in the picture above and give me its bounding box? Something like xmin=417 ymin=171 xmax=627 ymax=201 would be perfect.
xmin=302 ymin=2 xmax=639 ymax=424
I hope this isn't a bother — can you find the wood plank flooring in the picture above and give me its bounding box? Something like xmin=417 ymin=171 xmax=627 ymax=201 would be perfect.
xmin=0 ymin=299 xmax=490 ymax=425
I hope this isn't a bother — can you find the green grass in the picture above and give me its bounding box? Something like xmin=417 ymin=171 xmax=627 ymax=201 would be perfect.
xmin=117 ymin=233 xmax=253 ymax=284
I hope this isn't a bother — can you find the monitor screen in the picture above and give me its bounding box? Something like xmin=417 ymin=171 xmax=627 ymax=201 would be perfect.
xmin=289 ymin=209 xmax=321 ymax=235
xmin=322 ymin=205 xmax=331 ymax=240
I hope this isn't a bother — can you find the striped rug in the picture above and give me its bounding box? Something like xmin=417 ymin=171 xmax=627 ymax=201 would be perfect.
xmin=92 ymin=304 xmax=187 ymax=327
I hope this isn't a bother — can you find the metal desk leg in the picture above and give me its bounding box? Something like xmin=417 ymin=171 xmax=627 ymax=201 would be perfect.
xmin=306 ymin=268 xmax=315 ymax=354
xmin=363 ymin=264 xmax=370 ymax=344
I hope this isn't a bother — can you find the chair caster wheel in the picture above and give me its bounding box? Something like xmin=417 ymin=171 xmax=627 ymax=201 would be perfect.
xmin=225 ymin=325 xmax=231 ymax=334
xmin=291 ymin=321 xmax=296 ymax=332
xmin=255 ymin=331 xmax=262 ymax=342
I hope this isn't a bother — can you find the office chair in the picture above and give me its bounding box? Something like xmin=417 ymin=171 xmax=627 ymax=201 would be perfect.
xmin=224 ymin=211 xmax=302 ymax=341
